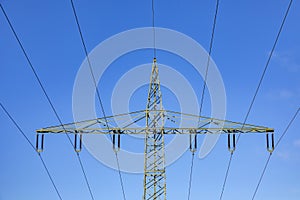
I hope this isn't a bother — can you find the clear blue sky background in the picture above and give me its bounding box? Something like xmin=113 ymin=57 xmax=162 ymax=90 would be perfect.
xmin=0 ymin=0 xmax=299 ymax=200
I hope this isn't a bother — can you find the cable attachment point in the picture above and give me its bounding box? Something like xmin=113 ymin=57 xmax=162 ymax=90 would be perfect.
xmin=153 ymin=57 xmax=157 ymax=63
xmin=36 ymin=133 xmax=44 ymax=153
xmin=266 ymin=132 xmax=275 ymax=153
xmin=189 ymin=130 xmax=197 ymax=153
xmin=74 ymin=131 xmax=82 ymax=153
xmin=227 ymin=133 xmax=236 ymax=153
xmin=113 ymin=130 xmax=121 ymax=153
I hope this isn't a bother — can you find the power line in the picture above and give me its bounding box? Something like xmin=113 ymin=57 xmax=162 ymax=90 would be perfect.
xmin=0 ymin=4 xmax=95 ymax=200
xmin=219 ymin=153 xmax=233 ymax=199
xmin=187 ymin=153 xmax=195 ymax=200
xmin=152 ymin=0 xmax=156 ymax=58
xmin=219 ymin=0 xmax=294 ymax=199
xmin=76 ymin=152 xmax=95 ymax=200
xmin=274 ymin=108 xmax=299 ymax=149
xmin=69 ymin=1 xmax=127 ymax=199
xmin=251 ymin=108 xmax=299 ymax=200
xmin=69 ymin=0 xmax=109 ymax=132
xmin=0 ymin=102 xmax=63 ymax=200
xmin=187 ymin=0 xmax=221 ymax=199
xmin=0 ymin=4 xmax=67 ymax=141
xmin=237 ymin=0 xmax=294 ymax=145
xmin=199 ymin=0 xmax=220 ymax=116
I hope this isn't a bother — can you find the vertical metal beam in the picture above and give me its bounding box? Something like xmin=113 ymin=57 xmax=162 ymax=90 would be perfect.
xmin=143 ymin=58 xmax=166 ymax=200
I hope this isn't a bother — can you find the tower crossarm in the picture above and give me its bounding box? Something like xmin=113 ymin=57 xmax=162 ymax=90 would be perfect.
xmin=36 ymin=110 xmax=274 ymax=135
xmin=36 ymin=109 xmax=274 ymax=153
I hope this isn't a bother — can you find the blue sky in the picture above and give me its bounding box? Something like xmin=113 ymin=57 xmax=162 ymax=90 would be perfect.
xmin=0 ymin=0 xmax=299 ymax=200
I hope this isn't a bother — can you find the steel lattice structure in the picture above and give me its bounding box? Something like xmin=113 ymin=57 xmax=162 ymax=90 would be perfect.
xmin=36 ymin=58 xmax=274 ymax=200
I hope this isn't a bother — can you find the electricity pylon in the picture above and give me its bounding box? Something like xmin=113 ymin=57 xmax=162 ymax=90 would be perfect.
xmin=36 ymin=58 xmax=274 ymax=200
xmin=144 ymin=58 xmax=166 ymax=200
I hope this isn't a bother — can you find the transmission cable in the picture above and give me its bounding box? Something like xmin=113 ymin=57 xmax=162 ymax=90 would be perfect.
xmin=187 ymin=152 xmax=195 ymax=200
xmin=0 ymin=102 xmax=63 ymax=200
xmin=187 ymin=0 xmax=221 ymax=199
xmin=251 ymin=107 xmax=299 ymax=199
xmin=152 ymin=0 xmax=156 ymax=58
xmin=0 ymin=4 xmax=95 ymax=200
xmin=70 ymin=1 xmax=127 ymax=199
xmin=219 ymin=0 xmax=294 ymax=199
